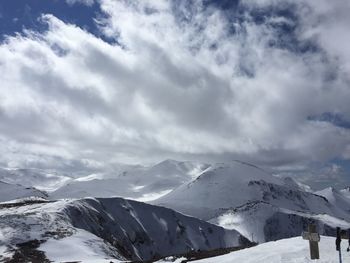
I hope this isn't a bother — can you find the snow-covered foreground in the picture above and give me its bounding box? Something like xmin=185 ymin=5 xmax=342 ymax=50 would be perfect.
xmin=180 ymin=236 xmax=350 ymax=263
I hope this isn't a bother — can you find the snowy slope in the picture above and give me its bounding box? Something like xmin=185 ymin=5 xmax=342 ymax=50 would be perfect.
xmin=0 ymin=167 xmax=72 ymax=191
xmin=154 ymin=162 xmax=281 ymax=219
xmin=340 ymin=187 xmax=350 ymax=199
xmin=0 ymin=181 xmax=48 ymax=202
xmin=173 ymin=236 xmax=350 ymax=263
xmin=316 ymin=187 xmax=350 ymax=211
xmin=51 ymin=160 xmax=209 ymax=201
xmin=0 ymin=197 xmax=248 ymax=262
xmin=154 ymin=161 xmax=350 ymax=242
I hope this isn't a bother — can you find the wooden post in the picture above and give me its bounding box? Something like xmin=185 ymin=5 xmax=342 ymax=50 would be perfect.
xmin=308 ymin=224 xmax=320 ymax=260
xmin=302 ymin=224 xmax=320 ymax=260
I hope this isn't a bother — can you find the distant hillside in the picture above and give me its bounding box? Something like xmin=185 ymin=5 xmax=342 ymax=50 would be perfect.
xmin=0 ymin=181 xmax=48 ymax=202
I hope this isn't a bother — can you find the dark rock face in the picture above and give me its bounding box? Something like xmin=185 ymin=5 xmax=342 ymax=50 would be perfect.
xmin=264 ymin=212 xmax=336 ymax=241
xmin=61 ymin=198 xmax=250 ymax=261
xmin=4 ymin=240 xmax=50 ymax=263
xmin=248 ymin=180 xmax=330 ymax=212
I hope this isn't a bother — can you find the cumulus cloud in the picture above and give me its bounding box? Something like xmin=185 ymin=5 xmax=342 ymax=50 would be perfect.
xmin=0 ymin=0 xmax=349 ymax=171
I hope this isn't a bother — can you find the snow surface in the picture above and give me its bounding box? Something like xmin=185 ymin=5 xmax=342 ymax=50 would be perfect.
xmin=40 ymin=228 xmax=120 ymax=262
xmin=187 ymin=236 xmax=350 ymax=263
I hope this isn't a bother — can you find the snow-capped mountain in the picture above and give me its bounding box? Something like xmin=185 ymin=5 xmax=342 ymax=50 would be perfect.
xmin=154 ymin=161 xmax=350 ymax=242
xmin=154 ymin=161 xmax=331 ymax=219
xmin=51 ymin=159 xmax=209 ymax=201
xmin=2 ymin=159 xmax=350 ymax=261
xmin=0 ymin=196 xmax=248 ymax=262
xmin=0 ymin=181 xmax=48 ymax=202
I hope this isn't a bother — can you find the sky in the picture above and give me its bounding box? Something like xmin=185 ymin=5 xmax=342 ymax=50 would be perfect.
xmin=0 ymin=0 xmax=350 ymax=186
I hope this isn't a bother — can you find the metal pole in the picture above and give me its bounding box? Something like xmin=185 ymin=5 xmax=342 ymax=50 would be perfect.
xmin=336 ymin=227 xmax=342 ymax=263
xmin=348 ymin=229 xmax=350 ymax=252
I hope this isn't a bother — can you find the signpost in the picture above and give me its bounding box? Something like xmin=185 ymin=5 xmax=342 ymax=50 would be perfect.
xmin=302 ymin=225 xmax=350 ymax=262
xmin=302 ymin=224 xmax=320 ymax=260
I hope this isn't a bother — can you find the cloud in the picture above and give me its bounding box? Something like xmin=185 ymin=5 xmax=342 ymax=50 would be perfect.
xmin=0 ymin=0 xmax=349 ymax=171
xmin=66 ymin=0 xmax=95 ymax=7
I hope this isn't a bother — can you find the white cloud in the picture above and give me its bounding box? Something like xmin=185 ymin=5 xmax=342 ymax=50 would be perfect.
xmin=0 ymin=0 xmax=349 ymax=169
xmin=66 ymin=0 xmax=95 ymax=6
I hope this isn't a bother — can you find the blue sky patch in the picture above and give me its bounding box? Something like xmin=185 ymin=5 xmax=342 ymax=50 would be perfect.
xmin=308 ymin=112 xmax=350 ymax=129
xmin=0 ymin=0 xmax=108 ymax=41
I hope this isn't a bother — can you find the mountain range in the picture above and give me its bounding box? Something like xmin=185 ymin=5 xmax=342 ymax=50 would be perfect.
xmin=1 ymin=159 xmax=350 ymax=261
